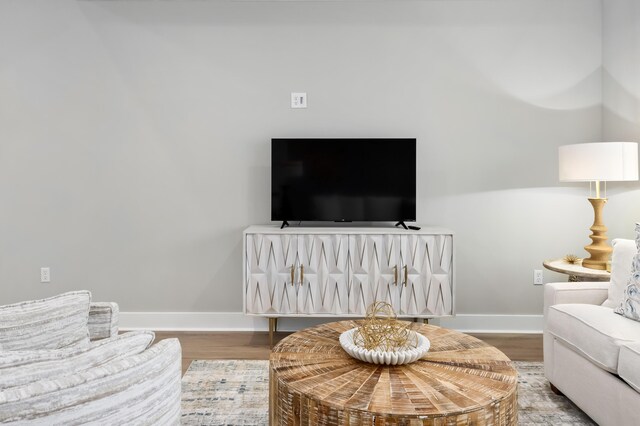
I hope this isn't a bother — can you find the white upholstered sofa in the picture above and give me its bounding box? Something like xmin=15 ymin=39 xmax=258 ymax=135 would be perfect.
xmin=544 ymin=238 xmax=640 ymax=426
xmin=0 ymin=291 xmax=182 ymax=425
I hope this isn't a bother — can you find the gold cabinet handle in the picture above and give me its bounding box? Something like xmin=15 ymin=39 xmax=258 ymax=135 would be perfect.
xmin=393 ymin=265 xmax=398 ymax=286
xmin=300 ymin=264 xmax=304 ymax=286
xmin=290 ymin=265 xmax=295 ymax=286
xmin=403 ymin=265 xmax=408 ymax=287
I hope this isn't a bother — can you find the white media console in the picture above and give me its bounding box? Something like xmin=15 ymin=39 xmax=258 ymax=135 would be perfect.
xmin=243 ymin=225 xmax=455 ymax=342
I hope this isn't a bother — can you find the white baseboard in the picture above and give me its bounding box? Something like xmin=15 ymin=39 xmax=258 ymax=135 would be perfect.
xmin=119 ymin=312 xmax=543 ymax=334
xmin=434 ymin=314 xmax=543 ymax=334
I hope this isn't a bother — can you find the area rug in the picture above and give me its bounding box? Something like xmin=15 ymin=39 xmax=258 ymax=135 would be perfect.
xmin=181 ymin=360 xmax=595 ymax=425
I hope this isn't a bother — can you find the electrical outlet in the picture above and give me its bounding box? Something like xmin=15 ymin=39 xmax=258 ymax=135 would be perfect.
xmin=533 ymin=269 xmax=543 ymax=285
xmin=40 ymin=267 xmax=50 ymax=283
xmin=291 ymin=92 xmax=307 ymax=108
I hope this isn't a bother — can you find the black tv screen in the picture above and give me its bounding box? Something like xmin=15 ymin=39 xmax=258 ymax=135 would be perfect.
xmin=271 ymin=138 xmax=416 ymax=222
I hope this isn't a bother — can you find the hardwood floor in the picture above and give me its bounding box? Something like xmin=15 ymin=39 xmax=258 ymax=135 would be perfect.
xmin=153 ymin=331 xmax=543 ymax=374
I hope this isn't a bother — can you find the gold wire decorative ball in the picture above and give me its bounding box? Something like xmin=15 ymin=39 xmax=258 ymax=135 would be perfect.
xmin=564 ymin=254 xmax=580 ymax=264
xmin=352 ymin=302 xmax=418 ymax=352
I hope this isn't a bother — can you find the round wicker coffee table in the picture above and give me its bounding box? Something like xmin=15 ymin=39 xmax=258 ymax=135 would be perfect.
xmin=269 ymin=320 xmax=518 ymax=425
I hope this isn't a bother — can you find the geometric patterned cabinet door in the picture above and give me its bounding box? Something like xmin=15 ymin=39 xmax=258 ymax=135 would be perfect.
xmin=347 ymin=234 xmax=454 ymax=317
xmin=245 ymin=233 xmax=298 ymax=314
xmin=399 ymin=234 xmax=454 ymax=316
xmin=243 ymin=226 xmax=454 ymax=318
xmin=245 ymin=233 xmax=350 ymax=315
xmin=298 ymin=234 xmax=349 ymax=315
xmin=348 ymin=234 xmax=401 ymax=315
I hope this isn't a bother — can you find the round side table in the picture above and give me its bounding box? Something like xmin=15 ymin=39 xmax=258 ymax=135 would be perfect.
xmin=543 ymin=258 xmax=611 ymax=282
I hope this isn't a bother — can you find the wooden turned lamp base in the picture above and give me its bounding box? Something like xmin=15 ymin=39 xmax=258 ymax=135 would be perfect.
xmin=582 ymin=198 xmax=612 ymax=271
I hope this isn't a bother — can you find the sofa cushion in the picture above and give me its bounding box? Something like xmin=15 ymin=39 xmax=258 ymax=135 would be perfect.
xmin=0 ymin=291 xmax=91 ymax=351
xmin=0 ymin=338 xmax=182 ymax=425
xmin=88 ymin=302 xmax=119 ymax=341
xmin=0 ymin=331 xmax=155 ymax=388
xmin=547 ymin=303 xmax=640 ymax=372
xmin=619 ymin=342 xmax=640 ymax=393
xmin=602 ymin=238 xmax=636 ymax=309
xmin=615 ymin=223 xmax=640 ymax=322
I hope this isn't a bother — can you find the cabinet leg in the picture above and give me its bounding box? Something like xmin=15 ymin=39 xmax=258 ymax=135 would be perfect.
xmin=269 ymin=317 xmax=278 ymax=347
xmin=422 ymin=318 xmax=429 ymax=324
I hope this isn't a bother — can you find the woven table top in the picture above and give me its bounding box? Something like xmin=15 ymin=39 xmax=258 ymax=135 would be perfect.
xmin=270 ymin=320 xmax=518 ymax=423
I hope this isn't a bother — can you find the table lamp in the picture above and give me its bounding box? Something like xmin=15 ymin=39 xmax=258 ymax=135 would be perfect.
xmin=559 ymin=142 xmax=639 ymax=270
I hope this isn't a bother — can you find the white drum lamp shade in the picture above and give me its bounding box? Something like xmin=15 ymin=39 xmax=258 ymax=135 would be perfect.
xmin=559 ymin=142 xmax=638 ymax=183
xmin=557 ymin=141 xmax=639 ymax=271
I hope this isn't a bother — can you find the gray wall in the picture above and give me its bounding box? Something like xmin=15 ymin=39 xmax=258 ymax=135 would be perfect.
xmin=2 ymin=0 xmax=629 ymax=317
xmin=603 ymin=0 xmax=640 ymax=139
xmin=601 ymin=0 xmax=640 ymax=240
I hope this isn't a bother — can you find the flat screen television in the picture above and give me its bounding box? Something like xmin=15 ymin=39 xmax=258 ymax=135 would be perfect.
xmin=271 ymin=138 xmax=416 ymax=224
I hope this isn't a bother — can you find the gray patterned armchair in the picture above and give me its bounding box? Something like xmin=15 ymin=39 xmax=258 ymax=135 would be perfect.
xmin=0 ymin=291 xmax=181 ymax=425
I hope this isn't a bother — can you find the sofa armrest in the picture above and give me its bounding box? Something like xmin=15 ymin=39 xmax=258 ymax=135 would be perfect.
xmin=0 ymin=338 xmax=182 ymax=424
xmin=543 ymin=282 xmax=609 ymax=318
xmin=88 ymin=302 xmax=119 ymax=341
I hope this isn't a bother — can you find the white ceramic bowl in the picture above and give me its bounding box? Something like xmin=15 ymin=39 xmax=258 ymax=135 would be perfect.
xmin=339 ymin=328 xmax=430 ymax=365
